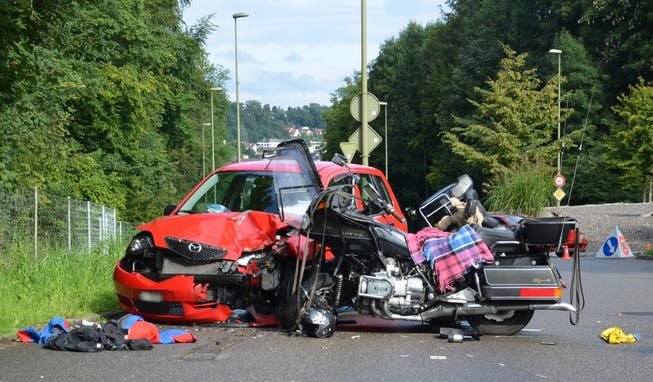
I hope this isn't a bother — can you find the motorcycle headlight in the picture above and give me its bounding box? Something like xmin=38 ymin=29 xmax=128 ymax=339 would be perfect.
xmin=127 ymin=232 xmax=154 ymax=255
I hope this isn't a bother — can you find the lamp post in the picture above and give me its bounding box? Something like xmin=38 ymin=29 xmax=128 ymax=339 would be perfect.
xmin=360 ymin=0 xmax=369 ymax=165
xmin=379 ymin=101 xmax=388 ymax=179
xmin=201 ymin=123 xmax=211 ymax=177
xmin=549 ymin=48 xmax=562 ymax=206
xmin=233 ymin=11 xmax=249 ymax=162
xmin=548 ymin=49 xmax=562 ymax=175
xmin=209 ymin=87 xmax=220 ymax=171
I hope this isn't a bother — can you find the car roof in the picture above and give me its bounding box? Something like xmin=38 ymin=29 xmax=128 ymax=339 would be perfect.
xmin=217 ymin=160 xmax=384 ymax=186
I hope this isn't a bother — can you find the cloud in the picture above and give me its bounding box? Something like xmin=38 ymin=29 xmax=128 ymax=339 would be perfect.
xmin=284 ymin=52 xmax=303 ymax=63
xmin=183 ymin=0 xmax=448 ymax=108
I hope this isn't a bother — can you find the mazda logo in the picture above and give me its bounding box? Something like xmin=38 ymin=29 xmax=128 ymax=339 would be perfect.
xmin=188 ymin=243 xmax=202 ymax=253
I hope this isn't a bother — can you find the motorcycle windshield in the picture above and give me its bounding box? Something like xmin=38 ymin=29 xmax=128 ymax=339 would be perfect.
xmin=263 ymin=139 xmax=323 ymax=228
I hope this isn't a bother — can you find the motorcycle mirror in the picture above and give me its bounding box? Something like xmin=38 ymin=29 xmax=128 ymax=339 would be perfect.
xmin=404 ymin=207 xmax=417 ymax=220
xmin=331 ymin=153 xmax=348 ymax=167
xmin=450 ymin=174 xmax=473 ymax=199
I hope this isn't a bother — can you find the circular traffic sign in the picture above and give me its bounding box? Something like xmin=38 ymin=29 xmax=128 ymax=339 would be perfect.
xmin=553 ymin=174 xmax=566 ymax=188
xmin=350 ymin=92 xmax=380 ymax=122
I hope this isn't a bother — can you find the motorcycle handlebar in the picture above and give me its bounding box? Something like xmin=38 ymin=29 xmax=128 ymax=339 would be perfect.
xmin=370 ymin=194 xmax=406 ymax=223
xmin=390 ymin=208 xmax=405 ymax=223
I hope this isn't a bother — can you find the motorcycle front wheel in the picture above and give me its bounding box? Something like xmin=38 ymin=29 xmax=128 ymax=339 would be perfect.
xmin=278 ymin=272 xmax=335 ymax=331
xmin=465 ymin=309 xmax=534 ymax=335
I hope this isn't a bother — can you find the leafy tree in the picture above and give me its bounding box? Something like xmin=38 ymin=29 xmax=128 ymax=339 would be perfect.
xmin=444 ymin=46 xmax=574 ymax=176
xmin=0 ymin=0 xmax=230 ymax=222
xmin=604 ymin=78 xmax=653 ymax=196
xmin=323 ymin=75 xmax=361 ymax=160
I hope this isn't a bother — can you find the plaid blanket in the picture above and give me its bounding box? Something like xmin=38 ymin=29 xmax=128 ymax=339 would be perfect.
xmin=415 ymin=225 xmax=494 ymax=294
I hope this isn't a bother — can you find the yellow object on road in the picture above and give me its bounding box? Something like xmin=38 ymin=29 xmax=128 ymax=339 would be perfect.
xmin=600 ymin=327 xmax=640 ymax=344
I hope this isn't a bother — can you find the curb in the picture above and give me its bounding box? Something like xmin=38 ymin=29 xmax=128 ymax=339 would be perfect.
xmin=635 ymin=254 xmax=653 ymax=261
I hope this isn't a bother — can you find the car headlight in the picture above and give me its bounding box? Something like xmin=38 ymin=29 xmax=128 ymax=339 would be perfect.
xmin=127 ymin=232 xmax=154 ymax=255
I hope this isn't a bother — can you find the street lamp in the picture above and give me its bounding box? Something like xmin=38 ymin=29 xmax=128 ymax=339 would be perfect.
xmin=210 ymin=87 xmax=220 ymax=171
xmin=549 ymin=48 xmax=562 ymax=206
xmin=548 ymin=49 xmax=562 ymax=175
xmin=201 ymin=122 xmax=211 ymax=177
xmin=233 ymin=11 xmax=249 ymax=162
xmin=379 ymin=101 xmax=388 ymax=179
xmin=360 ymin=0 xmax=369 ymax=165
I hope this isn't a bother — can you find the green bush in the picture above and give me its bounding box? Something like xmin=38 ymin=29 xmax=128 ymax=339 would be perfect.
xmin=485 ymin=163 xmax=554 ymax=217
xmin=0 ymin=242 xmax=123 ymax=335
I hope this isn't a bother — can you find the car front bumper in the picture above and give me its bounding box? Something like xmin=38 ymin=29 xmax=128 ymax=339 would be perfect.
xmin=113 ymin=261 xmax=233 ymax=323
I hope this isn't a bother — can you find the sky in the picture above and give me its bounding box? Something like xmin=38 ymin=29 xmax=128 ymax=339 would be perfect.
xmin=182 ymin=0 xmax=448 ymax=108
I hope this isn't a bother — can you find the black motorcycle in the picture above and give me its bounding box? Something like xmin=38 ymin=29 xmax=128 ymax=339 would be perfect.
xmin=279 ymin=160 xmax=584 ymax=338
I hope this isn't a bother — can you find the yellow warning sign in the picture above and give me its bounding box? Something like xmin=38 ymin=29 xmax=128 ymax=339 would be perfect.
xmin=553 ymin=188 xmax=566 ymax=201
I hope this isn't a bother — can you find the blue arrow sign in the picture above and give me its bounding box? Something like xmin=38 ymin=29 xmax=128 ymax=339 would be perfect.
xmin=602 ymin=237 xmax=618 ymax=257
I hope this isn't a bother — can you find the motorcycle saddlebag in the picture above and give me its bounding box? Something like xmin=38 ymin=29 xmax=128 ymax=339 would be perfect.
xmin=480 ymin=265 xmax=562 ymax=301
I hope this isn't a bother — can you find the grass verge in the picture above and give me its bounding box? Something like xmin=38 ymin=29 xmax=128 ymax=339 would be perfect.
xmin=0 ymin=242 xmax=123 ymax=335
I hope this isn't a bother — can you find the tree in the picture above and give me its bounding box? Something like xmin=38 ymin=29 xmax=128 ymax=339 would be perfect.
xmin=604 ymin=78 xmax=653 ymax=196
xmin=444 ymin=46 xmax=574 ymax=176
xmin=0 ymin=0 xmax=230 ymax=222
xmin=322 ymin=75 xmax=361 ymax=160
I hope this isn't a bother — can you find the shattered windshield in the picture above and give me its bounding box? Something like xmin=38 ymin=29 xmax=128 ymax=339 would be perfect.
xmin=177 ymin=140 xmax=322 ymax=228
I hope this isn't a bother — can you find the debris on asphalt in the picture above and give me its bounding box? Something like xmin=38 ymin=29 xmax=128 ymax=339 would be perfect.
xmin=351 ymin=335 xmax=361 ymax=340
xmin=600 ymin=326 xmax=640 ymax=344
xmin=540 ymin=341 xmax=556 ymax=346
xmin=430 ymin=355 xmax=447 ymax=360
xmin=439 ymin=326 xmax=479 ymax=342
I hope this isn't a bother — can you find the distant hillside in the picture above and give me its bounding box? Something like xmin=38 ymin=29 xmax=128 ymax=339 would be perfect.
xmin=225 ymin=101 xmax=328 ymax=142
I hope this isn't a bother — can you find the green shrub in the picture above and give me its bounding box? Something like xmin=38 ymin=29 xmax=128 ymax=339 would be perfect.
xmin=0 ymin=242 xmax=123 ymax=334
xmin=485 ymin=162 xmax=554 ymax=217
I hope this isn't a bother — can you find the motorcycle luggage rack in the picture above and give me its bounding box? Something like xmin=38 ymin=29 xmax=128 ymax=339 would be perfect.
xmin=419 ymin=193 xmax=454 ymax=227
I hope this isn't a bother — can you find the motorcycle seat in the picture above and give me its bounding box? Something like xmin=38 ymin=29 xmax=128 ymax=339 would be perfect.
xmin=476 ymin=225 xmax=520 ymax=249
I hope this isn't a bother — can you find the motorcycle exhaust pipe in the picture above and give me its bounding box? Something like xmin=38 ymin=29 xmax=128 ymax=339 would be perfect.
xmin=420 ymin=302 xmax=577 ymax=321
xmin=371 ymin=300 xmax=576 ymax=322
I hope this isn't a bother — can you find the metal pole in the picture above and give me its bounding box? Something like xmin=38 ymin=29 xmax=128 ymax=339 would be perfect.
xmin=112 ymin=208 xmax=116 ymax=240
xmin=557 ymin=52 xmax=561 ymax=177
xmin=233 ymin=13 xmax=249 ymax=162
xmin=210 ymin=90 xmax=215 ymax=170
xmin=549 ymin=48 xmax=563 ymax=207
xmin=87 ymin=201 xmax=91 ymax=252
xmin=101 ymin=205 xmax=105 ymax=242
xmin=234 ymin=19 xmax=241 ymax=163
xmin=202 ymin=123 xmax=206 ymax=177
xmin=67 ymin=196 xmax=71 ymax=251
xmin=360 ymin=0 xmax=368 ymax=166
xmin=34 ymin=187 xmax=38 ymax=259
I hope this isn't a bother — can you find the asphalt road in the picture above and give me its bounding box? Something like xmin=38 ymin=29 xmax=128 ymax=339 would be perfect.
xmin=1 ymin=257 xmax=652 ymax=382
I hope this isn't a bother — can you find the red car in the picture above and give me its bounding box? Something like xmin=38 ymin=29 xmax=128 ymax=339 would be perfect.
xmin=114 ymin=141 xmax=405 ymax=323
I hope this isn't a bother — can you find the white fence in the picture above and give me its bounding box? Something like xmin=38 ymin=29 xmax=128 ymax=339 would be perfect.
xmin=0 ymin=187 xmax=136 ymax=256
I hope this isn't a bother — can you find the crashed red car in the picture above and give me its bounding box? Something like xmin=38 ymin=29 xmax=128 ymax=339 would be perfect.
xmin=114 ymin=140 xmax=405 ymax=324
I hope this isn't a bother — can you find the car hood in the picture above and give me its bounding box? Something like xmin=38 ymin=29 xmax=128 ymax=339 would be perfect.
xmin=139 ymin=211 xmax=288 ymax=261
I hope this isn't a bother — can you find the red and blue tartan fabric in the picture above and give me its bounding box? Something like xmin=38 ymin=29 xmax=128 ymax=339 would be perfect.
xmin=415 ymin=225 xmax=494 ymax=294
